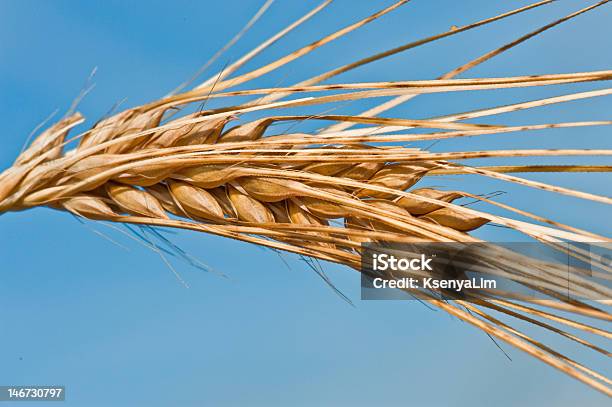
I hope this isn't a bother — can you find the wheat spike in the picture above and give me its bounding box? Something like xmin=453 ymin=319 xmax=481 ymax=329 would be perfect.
xmin=1 ymin=0 xmax=611 ymax=395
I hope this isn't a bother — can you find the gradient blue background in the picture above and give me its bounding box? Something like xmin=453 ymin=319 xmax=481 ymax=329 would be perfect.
xmin=1 ymin=1 xmax=611 ymax=406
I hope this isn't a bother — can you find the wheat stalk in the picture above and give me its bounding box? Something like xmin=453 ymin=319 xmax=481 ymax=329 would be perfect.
xmin=1 ymin=0 xmax=611 ymax=395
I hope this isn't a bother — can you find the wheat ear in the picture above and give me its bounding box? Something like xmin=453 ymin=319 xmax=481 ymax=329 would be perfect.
xmin=1 ymin=0 xmax=611 ymax=395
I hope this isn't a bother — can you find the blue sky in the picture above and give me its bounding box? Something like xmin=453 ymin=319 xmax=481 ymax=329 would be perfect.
xmin=0 ymin=1 xmax=611 ymax=406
